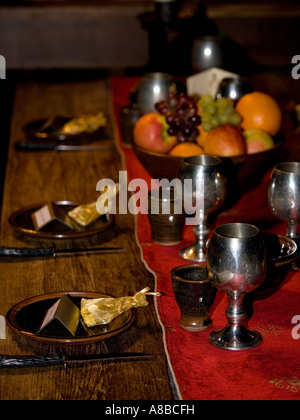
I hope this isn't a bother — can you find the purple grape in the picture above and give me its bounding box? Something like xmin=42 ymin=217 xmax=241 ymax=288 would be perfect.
xmin=173 ymin=118 xmax=181 ymax=128
xmin=182 ymin=126 xmax=192 ymax=137
xmin=167 ymin=127 xmax=178 ymax=136
xmin=168 ymin=94 xmax=179 ymax=108
xmin=160 ymin=105 xmax=170 ymax=115
xmin=187 ymin=115 xmax=201 ymax=126
xmin=163 ymin=93 xmax=201 ymax=143
xmin=155 ymin=101 xmax=163 ymax=112
xmin=165 ymin=112 xmax=175 ymax=125
xmin=186 ymin=104 xmax=198 ymax=118
xmin=177 ymin=133 xmax=186 ymax=143
xmin=178 ymin=93 xmax=190 ymax=105
xmin=180 ymin=102 xmax=189 ymax=111
xmin=155 ymin=101 xmax=169 ymax=115
xmin=191 ymin=127 xmax=200 ymax=137
xmin=175 ymin=108 xmax=187 ymax=119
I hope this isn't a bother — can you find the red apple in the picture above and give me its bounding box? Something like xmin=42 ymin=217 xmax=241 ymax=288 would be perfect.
xmin=203 ymin=124 xmax=246 ymax=157
xmin=243 ymin=129 xmax=275 ymax=154
xmin=133 ymin=112 xmax=177 ymax=153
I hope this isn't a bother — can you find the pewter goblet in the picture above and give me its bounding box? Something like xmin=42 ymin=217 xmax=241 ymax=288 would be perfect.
xmin=215 ymin=77 xmax=253 ymax=103
xmin=191 ymin=36 xmax=224 ymax=72
xmin=268 ymin=162 xmax=300 ymax=242
xmin=178 ymin=155 xmax=226 ymax=262
xmin=206 ymin=223 xmax=266 ymax=350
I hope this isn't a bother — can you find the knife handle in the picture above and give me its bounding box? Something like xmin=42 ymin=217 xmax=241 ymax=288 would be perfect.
xmin=0 ymin=247 xmax=53 ymax=257
xmin=15 ymin=141 xmax=56 ymax=151
xmin=0 ymin=355 xmax=64 ymax=368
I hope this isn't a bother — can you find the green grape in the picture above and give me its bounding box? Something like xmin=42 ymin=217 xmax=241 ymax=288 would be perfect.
xmin=217 ymin=112 xmax=230 ymax=125
xmin=210 ymin=116 xmax=219 ymax=128
xmin=217 ymin=105 xmax=233 ymax=115
xmin=201 ymin=112 xmax=211 ymax=123
xmin=206 ymin=104 xmax=218 ymax=115
xmin=216 ymin=97 xmax=234 ymax=109
xmin=216 ymin=97 xmax=228 ymax=108
xmin=200 ymin=95 xmax=240 ymax=131
xmin=229 ymin=112 xmax=242 ymax=126
xmin=202 ymin=122 xmax=212 ymax=132
xmin=226 ymin=98 xmax=235 ymax=109
xmin=199 ymin=94 xmax=214 ymax=108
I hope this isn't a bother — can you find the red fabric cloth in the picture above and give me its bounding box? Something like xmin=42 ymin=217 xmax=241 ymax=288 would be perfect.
xmin=110 ymin=76 xmax=300 ymax=400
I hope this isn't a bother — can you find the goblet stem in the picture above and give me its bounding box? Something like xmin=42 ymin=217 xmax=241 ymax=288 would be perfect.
xmin=286 ymin=221 xmax=300 ymax=270
xmin=209 ymin=291 xmax=262 ymax=351
xmin=226 ymin=291 xmax=247 ymax=329
xmin=178 ymin=223 xmax=209 ymax=262
xmin=286 ymin=220 xmax=299 ymax=240
xmin=193 ymin=223 xmax=210 ymax=259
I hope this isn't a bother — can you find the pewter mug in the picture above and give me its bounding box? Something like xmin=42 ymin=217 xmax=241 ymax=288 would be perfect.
xmin=148 ymin=187 xmax=185 ymax=246
xmin=137 ymin=72 xmax=177 ymax=115
xmin=206 ymin=223 xmax=266 ymax=350
xmin=171 ymin=264 xmax=217 ymax=331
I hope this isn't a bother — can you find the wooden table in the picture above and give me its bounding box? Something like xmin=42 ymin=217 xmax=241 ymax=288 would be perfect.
xmin=0 ymin=79 xmax=174 ymax=400
xmin=0 ymin=70 xmax=299 ymax=401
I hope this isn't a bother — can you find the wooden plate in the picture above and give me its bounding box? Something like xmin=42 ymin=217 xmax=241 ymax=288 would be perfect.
xmin=24 ymin=116 xmax=105 ymax=143
xmin=6 ymin=291 xmax=135 ymax=348
xmin=8 ymin=201 xmax=115 ymax=240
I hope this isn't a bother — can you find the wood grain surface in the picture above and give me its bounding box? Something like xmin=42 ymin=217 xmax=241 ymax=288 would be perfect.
xmin=0 ymin=70 xmax=299 ymax=401
xmin=0 ymin=79 xmax=174 ymax=400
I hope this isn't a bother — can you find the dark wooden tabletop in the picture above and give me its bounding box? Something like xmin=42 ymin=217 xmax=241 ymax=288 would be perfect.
xmin=0 ymin=79 xmax=174 ymax=400
xmin=0 ymin=69 xmax=299 ymax=401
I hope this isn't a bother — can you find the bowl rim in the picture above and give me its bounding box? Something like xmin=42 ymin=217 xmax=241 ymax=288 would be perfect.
xmin=262 ymin=232 xmax=298 ymax=266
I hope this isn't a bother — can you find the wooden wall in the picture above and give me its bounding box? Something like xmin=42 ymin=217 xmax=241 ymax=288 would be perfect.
xmin=0 ymin=1 xmax=299 ymax=71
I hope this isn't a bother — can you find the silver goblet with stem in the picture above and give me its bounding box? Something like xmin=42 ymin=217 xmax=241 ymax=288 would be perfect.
xmin=268 ymin=162 xmax=300 ymax=244
xmin=177 ymin=155 xmax=226 ymax=262
xmin=206 ymin=223 xmax=266 ymax=350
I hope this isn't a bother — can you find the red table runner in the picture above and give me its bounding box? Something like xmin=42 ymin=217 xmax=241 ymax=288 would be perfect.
xmin=110 ymin=76 xmax=300 ymax=400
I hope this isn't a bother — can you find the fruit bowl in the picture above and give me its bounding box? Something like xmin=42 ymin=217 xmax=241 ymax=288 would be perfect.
xmin=132 ymin=132 xmax=284 ymax=194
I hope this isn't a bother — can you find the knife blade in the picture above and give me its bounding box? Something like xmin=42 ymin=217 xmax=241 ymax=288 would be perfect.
xmin=0 ymin=247 xmax=127 ymax=258
xmin=0 ymin=353 xmax=154 ymax=368
xmin=15 ymin=141 xmax=115 ymax=152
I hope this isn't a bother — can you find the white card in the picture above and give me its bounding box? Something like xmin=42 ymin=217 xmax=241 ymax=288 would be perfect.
xmin=187 ymin=67 xmax=238 ymax=99
xmin=32 ymin=204 xmax=54 ymax=230
xmin=38 ymin=299 xmax=60 ymax=331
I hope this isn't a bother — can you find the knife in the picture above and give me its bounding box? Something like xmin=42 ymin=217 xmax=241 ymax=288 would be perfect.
xmin=15 ymin=141 xmax=115 ymax=152
xmin=0 ymin=247 xmax=127 ymax=258
xmin=0 ymin=353 xmax=154 ymax=368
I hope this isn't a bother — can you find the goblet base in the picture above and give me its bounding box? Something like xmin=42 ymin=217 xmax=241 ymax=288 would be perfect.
xmin=209 ymin=324 xmax=262 ymax=351
xmin=179 ymin=242 xmax=206 ymax=262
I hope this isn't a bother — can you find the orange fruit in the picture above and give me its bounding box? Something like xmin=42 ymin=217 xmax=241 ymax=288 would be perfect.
xmin=196 ymin=125 xmax=208 ymax=148
xmin=169 ymin=142 xmax=204 ymax=157
xmin=235 ymin=91 xmax=281 ymax=136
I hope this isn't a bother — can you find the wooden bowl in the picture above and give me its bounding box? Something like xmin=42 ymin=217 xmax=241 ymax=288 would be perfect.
xmin=132 ymin=133 xmax=284 ymax=194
